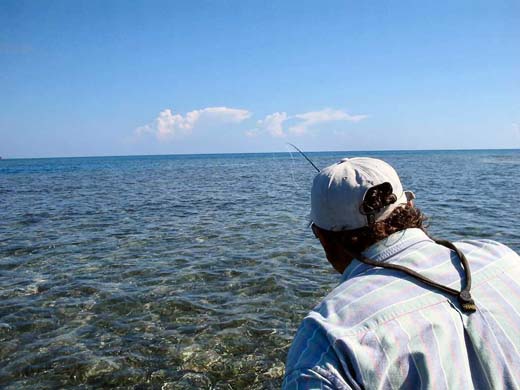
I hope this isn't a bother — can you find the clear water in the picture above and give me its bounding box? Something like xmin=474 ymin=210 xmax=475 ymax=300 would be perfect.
xmin=1 ymin=150 xmax=519 ymax=389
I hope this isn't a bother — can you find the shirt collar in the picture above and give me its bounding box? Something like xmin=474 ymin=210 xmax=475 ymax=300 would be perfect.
xmin=342 ymin=228 xmax=433 ymax=281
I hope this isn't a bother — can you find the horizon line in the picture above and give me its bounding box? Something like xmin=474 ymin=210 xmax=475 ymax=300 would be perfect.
xmin=1 ymin=147 xmax=519 ymax=161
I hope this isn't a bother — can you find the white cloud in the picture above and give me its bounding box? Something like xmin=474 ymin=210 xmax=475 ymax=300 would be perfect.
xmin=136 ymin=107 xmax=251 ymax=141
xmin=248 ymin=108 xmax=367 ymax=137
xmin=289 ymin=108 xmax=367 ymax=135
xmin=247 ymin=112 xmax=288 ymax=138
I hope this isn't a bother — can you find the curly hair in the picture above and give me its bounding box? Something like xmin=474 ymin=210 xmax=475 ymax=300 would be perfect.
xmin=314 ymin=205 xmax=428 ymax=253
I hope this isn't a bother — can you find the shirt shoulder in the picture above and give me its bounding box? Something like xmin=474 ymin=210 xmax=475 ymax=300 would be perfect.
xmin=456 ymin=238 xmax=518 ymax=254
xmin=454 ymin=239 xmax=519 ymax=274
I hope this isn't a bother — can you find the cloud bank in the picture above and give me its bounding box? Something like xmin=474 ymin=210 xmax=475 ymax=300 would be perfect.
xmin=136 ymin=107 xmax=251 ymax=141
xmin=247 ymin=108 xmax=367 ymax=138
xmin=134 ymin=106 xmax=366 ymax=142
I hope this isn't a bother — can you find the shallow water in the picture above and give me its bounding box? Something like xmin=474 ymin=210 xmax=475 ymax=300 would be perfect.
xmin=1 ymin=150 xmax=519 ymax=389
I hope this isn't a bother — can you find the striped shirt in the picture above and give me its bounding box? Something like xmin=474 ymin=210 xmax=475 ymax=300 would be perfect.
xmin=283 ymin=228 xmax=520 ymax=389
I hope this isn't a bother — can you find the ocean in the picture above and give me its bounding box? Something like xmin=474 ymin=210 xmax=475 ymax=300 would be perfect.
xmin=1 ymin=149 xmax=519 ymax=389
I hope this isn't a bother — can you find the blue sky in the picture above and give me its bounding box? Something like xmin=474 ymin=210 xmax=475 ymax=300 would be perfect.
xmin=1 ymin=0 xmax=519 ymax=158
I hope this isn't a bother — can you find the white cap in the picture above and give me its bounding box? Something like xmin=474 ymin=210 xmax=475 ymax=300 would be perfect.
xmin=310 ymin=157 xmax=415 ymax=231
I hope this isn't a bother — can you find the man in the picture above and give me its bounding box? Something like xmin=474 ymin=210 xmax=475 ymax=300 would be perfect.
xmin=283 ymin=157 xmax=520 ymax=389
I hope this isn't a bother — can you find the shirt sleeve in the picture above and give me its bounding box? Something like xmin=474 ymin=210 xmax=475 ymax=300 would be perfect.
xmin=282 ymin=366 xmax=354 ymax=390
xmin=283 ymin=315 xmax=361 ymax=390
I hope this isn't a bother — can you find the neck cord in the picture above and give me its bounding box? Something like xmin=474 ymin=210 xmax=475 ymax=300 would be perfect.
xmin=346 ymin=238 xmax=477 ymax=313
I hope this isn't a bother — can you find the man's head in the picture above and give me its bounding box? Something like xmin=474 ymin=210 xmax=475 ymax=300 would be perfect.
xmin=310 ymin=157 xmax=426 ymax=273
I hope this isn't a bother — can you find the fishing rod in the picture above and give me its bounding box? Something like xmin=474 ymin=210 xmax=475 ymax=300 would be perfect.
xmin=287 ymin=143 xmax=320 ymax=172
